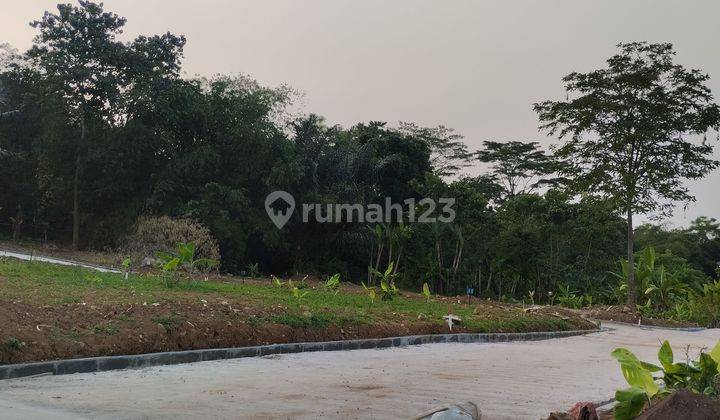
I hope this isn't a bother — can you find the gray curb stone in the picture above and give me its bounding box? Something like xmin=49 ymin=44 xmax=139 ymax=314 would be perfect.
xmin=0 ymin=328 xmax=601 ymax=380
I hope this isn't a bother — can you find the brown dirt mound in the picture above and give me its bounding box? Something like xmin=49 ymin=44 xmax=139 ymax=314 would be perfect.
xmin=637 ymin=389 xmax=720 ymax=420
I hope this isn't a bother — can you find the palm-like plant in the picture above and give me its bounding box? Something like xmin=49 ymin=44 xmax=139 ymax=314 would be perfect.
xmin=612 ymin=247 xmax=689 ymax=313
xmin=369 ymin=262 xmax=400 ymax=301
xmin=645 ymin=266 xmax=689 ymax=312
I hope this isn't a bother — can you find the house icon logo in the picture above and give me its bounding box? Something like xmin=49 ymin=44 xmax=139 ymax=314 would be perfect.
xmin=265 ymin=191 xmax=295 ymax=229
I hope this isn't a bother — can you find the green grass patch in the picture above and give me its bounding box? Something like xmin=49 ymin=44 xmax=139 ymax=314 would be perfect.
xmin=0 ymin=257 xmax=587 ymax=335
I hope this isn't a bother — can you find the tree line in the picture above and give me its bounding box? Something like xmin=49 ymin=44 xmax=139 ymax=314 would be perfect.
xmin=1 ymin=1 xmax=719 ymax=307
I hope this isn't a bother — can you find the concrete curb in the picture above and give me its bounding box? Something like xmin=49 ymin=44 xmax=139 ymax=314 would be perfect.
xmin=0 ymin=328 xmax=601 ymax=380
xmin=598 ymin=319 xmax=706 ymax=332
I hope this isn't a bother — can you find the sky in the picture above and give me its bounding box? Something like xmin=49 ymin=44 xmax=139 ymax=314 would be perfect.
xmin=2 ymin=0 xmax=720 ymax=227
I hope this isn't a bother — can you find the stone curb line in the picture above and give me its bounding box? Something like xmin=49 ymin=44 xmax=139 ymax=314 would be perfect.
xmin=598 ymin=319 xmax=706 ymax=332
xmin=0 ymin=328 xmax=601 ymax=380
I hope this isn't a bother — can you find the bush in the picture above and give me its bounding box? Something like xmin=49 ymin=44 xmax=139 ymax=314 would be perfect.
xmin=125 ymin=216 xmax=220 ymax=263
xmin=685 ymin=281 xmax=720 ymax=327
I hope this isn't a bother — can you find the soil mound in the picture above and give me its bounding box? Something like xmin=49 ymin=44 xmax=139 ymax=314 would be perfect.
xmin=637 ymin=389 xmax=720 ymax=420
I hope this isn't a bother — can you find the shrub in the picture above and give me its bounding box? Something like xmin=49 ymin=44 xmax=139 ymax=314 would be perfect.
xmin=125 ymin=216 xmax=220 ymax=262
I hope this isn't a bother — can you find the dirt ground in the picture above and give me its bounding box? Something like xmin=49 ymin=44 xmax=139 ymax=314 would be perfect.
xmin=0 ymin=294 xmax=595 ymax=364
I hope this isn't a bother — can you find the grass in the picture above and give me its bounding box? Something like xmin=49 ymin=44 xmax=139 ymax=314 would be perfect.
xmin=0 ymin=256 xmax=587 ymax=333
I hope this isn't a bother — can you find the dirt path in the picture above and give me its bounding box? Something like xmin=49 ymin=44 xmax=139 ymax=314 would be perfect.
xmin=0 ymin=322 xmax=717 ymax=419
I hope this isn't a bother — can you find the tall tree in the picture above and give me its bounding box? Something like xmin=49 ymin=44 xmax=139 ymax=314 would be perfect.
xmin=27 ymin=1 xmax=184 ymax=248
xmin=398 ymin=122 xmax=473 ymax=178
xmin=534 ymin=42 xmax=720 ymax=307
xmin=476 ymin=140 xmax=561 ymax=200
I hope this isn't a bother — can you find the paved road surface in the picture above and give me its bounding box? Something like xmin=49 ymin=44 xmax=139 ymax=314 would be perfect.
xmin=0 ymin=322 xmax=717 ymax=419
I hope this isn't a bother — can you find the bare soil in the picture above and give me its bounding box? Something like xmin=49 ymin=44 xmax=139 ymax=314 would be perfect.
xmin=637 ymin=389 xmax=720 ymax=420
xmin=0 ymin=291 xmax=595 ymax=365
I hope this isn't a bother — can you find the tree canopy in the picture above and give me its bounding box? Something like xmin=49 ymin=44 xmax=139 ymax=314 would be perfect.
xmin=534 ymin=42 xmax=720 ymax=306
xmin=1 ymin=4 xmax=719 ymax=310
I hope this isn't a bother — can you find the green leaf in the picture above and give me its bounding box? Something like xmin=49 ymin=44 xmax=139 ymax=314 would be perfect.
xmin=658 ymin=340 xmax=674 ymax=370
xmin=614 ymin=387 xmax=647 ymax=420
xmin=639 ymin=361 xmax=662 ymax=373
xmin=611 ymin=348 xmax=659 ymax=397
xmin=422 ymin=282 xmax=431 ymax=300
xmin=709 ymin=340 xmax=720 ymax=365
xmin=384 ymin=262 xmax=394 ymax=277
xmin=697 ymin=353 xmax=718 ymax=381
xmin=177 ymin=242 xmax=195 ymax=262
xmin=163 ymin=258 xmax=180 ymax=272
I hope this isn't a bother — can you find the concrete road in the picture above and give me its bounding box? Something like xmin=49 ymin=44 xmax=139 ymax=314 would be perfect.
xmin=0 ymin=322 xmax=717 ymax=420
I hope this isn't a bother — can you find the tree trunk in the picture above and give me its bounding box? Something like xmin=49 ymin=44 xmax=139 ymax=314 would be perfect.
xmin=625 ymin=207 xmax=636 ymax=308
xmin=72 ymin=117 xmax=85 ymax=250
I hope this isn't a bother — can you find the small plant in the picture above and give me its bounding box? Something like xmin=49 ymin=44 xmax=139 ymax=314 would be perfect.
xmin=556 ymin=284 xmax=584 ymax=309
xmin=526 ymin=290 xmax=536 ymax=305
xmin=369 ymin=262 xmax=400 ymax=301
xmin=92 ymin=322 xmax=119 ymax=336
xmin=292 ymin=286 xmax=309 ymax=303
xmin=4 ymin=337 xmax=24 ymax=351
xmin=157 ymin=242 xmax=219 ymax=274
xmin=323 ymin=273 xmax=341 ymax=295
xmin=85 ymin=273 xmax=103 ymax=285
xmin=121 ymin=257 xmax=131 ymax=281
xmin=247 ymin=262 xmax=260 ymax=278
xmin=272 ymin=276 xmax=285 ymax=288
xmin=156 ymin=242 xmax=219 ymax=287
xmin=361 ymin=281 xmax=377 ymax=304
xmin=422 ymin=282 xmax=431 ymax=302
xmin=294 ymin=276 xmax=310 ymax=290
xmin=152 ymin=314 xmax=183 ymax=332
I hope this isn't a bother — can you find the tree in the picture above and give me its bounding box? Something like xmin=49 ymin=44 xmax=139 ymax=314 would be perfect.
xmin=27 ymin=0 xmax=185 ymax=249
xmin=534 ymin=42 xmax=720 ymax=307
xmin=398 ymin=122 xmax=473 ymax=178
xmin=476 ymin=140 xmax=561 ymax=200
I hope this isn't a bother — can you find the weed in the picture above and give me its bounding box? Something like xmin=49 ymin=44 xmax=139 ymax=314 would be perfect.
xmin=272 ymin=313 xmax=331 ymax=329
xmin=151 ymin=313 xmax=183 ymax=331
xmin=92 ymin=322 xmax=119 ymax=335
xmin=4 ymin=338 xmax=24 ymax=351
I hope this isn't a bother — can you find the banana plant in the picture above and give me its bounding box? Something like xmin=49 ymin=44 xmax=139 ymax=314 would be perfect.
xmin=369 ymin=262 xmax=400 ymax=301
xmin=612 ymin=247 xmax=689 ymax=313
xmin=422 ymin=282 xmax=432 ymax=302
xmin=157 ymin=242 xmax=219 ymax=274
xmin=292 ymin=286 xmax=309 ymax=302
xmin=323 ymin=273 xmax=341 ymax=295
xmin=612 ymin=340 xmax=720 ymax=420
xmin=361 ymin=281 xmax=377 ymax=304
xmin=272 ymin=276 xmax=285 ymax=288
xmin=644 ymin=266 xmax=688 ymax=312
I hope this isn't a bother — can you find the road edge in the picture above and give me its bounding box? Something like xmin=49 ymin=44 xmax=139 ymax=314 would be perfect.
xmin=0 ymin=327 xmax=603 ymax=380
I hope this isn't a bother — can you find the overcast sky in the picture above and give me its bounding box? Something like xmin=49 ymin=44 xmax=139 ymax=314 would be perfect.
xmin=3 ymin=0 xmax=720 ymax=227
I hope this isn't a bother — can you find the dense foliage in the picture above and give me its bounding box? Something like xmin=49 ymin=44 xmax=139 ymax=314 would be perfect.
xmin=1 ymin=2 xmax=719 ymax=314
